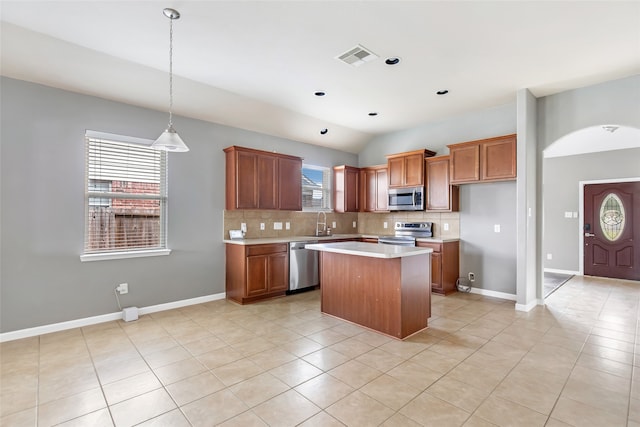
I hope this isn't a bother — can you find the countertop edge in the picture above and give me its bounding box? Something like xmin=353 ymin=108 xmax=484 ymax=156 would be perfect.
xmin=223 ymin=235 xmax=460 ymax=245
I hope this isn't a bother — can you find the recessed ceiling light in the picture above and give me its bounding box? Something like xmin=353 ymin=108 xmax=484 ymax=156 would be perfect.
xmin=436 ymin=90 xmax=449 ymax=95
xmin=320 ymin=128 xmax=328 ymax=135
xmin=385 ymin=57 xmax=401 ymax=65
xmin=368 ymin=112 xmax=378 ymax=117
xmin=314 ymin=91 xmax=326 ymax=97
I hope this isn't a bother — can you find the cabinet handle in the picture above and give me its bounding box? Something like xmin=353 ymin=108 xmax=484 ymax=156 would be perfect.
xmin=585 ymin=233 xmax=595 ymax=237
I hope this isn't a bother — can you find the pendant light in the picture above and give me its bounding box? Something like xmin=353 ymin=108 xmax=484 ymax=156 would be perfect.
xmin=152 ymin=8 xmax=189 ymax=152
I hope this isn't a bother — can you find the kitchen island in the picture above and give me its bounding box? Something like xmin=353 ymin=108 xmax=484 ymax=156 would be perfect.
xmin=306 ymin=241 xmax=432 ymax=339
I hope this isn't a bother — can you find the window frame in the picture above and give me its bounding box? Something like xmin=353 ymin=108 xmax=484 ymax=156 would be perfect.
xmin=301 ymin=164 xmax=332 ymax=212
xmin=80 ymin=130 xmax=171 ymax=262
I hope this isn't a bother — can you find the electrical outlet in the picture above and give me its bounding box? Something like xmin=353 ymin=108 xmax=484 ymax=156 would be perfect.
xmin=260 ymin=223 xmax=265 ymax=230
xmin=468 ymin=273 xmax=475 ymax=282
xmin=240 ymin=223 xmax=247 ymax=232
xmin=332 ymin=221 xmax=336 ymax=228
xmin=273 ymin=222 xmax=282 ymax=230
xmin=494 ymin=224 xmax=501 ymax=233
xmin=443 ymin=223 xmax=449 ymax=231
xmin=285 ymin=222 xmax=290 ymax=230
xmin=383 ymin=222 xmax=388 ymax=229
xmin=116 ymin=283 xmax=129 ymax=294
xmin=352 ymin=221 xmax=357 ymax=228
xmin=547 ymin=253 xmax=553 ymax=260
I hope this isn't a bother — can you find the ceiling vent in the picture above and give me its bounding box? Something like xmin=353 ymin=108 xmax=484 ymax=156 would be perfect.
xmin=336 ymin=44 xmax=378 ymax=67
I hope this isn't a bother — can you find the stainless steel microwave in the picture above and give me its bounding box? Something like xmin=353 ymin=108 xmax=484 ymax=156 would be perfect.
xmin=388 ymin=186 xmax=424 ymax=211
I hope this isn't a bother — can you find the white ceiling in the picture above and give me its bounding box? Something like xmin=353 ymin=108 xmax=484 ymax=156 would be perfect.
xmin=1 ymin=1 xmax=639 ymax=154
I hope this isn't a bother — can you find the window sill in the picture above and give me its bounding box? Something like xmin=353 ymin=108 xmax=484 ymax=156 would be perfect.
xmin=80 ymin=249 xmax=171 ymax=262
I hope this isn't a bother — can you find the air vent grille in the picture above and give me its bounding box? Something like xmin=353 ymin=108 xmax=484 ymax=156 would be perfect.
xmin=336 ymin=44 xmax=378 ymax=67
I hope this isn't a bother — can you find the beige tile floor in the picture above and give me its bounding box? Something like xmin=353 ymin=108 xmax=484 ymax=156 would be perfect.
xmin=1 ymin=275 xmax=639 ymax=426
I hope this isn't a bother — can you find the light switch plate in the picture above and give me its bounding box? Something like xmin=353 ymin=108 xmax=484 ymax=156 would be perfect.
xmin=443 ymin=223 xmax=449 ymax=231
xmin=273 ymin=222 xmax=282 ymax=230
xmin=286 ymin=222 xmax=290 ymax=230
xmin=260 ymin=223 xmax=265 ymax=230
xmin=494 ymin=224 xmax=501 ymax=233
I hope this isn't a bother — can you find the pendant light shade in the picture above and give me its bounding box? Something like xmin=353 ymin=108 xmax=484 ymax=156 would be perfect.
xmin=152 ymin=8 xmax=189 ymax=152
xmin=153 ymin=124 xmax=189 ymax=152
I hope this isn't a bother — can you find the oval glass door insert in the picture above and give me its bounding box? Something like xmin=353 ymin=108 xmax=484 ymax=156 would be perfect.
xmin=599 ymin=193 xmax=625 ymax=241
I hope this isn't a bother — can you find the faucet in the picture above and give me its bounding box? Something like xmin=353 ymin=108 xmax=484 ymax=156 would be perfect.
xmin=316 ymin=211 xmax=327 ymax=236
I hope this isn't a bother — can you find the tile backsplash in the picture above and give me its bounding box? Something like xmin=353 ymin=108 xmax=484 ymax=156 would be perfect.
xmin=223 ymin=210 xmax=460 ymax=240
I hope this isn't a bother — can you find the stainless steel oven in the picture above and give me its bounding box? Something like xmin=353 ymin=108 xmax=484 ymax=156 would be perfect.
xmin=388 ymin=186 xmax=424 ymax=211
xmin=378 ymin=222 xmax=433 ymax=246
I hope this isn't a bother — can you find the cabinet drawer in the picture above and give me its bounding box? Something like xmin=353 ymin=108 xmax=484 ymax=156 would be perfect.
xmin=246 ymin=243 xmax=287 ymax=256
xmin=417 ymin=242 xmax=442 ymax=253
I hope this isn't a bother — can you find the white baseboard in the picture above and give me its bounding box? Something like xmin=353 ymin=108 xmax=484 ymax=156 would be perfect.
xmin=515 ymin=299 xmax=543 ymax=312
xmin=544 ymin=268 xmax=579 ymax=276
xmin=0 ymin=292 xmax=226 ymax=343
xmin=468 ymin=287 xmax=517 ymax=301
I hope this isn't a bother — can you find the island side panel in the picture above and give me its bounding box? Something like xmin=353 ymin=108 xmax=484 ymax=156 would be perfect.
xmin=320 ymin=252 xmax=403 ymax=338
xmin=400 ymin=253 xmax=431 ymax=338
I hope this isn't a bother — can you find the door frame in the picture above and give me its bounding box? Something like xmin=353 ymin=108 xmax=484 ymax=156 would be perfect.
xmin=578 ymin=177 xmax=640 ymax=275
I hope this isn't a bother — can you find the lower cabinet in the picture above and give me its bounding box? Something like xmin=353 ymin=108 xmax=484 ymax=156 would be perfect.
xmin=226 ymin=243 xmax=289 ymax=304
xmin=416 ymin=240 xmax=460 ymax=295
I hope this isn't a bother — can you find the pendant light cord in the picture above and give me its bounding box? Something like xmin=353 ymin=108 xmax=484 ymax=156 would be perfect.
xmin=168 ymin=16 xmax=174 ymax=127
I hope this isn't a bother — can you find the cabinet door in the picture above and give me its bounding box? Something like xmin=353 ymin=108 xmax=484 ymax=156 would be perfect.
xmin=404 ymin=153 xmax=425 ymax=186
xmin=278 ymin=157 xmax=302 ymax=210
xmin=375 ymin=168 xmax=388 ymax=211
xmin=334 ymin=166 xmax=359 ymax=213
xmin=362 ymin=169 xmax=377 ymax=212
xmin=267 ymin=252 xmax=289 ymax=292
xmin=430 ymin=252 xmax=443 ymax=292
xmin=450 ymin=144 xmax=480 ymax=184
xmin=481 ymin=136 xmax=516 ymax=181
xmin=426 ymin=157 xmax=452 ymax=211
xmin=246 ymin=255 xmax=268 ymax=297
xmin=235 ymin=150 xmax=259 ymax=209
xmin=257 ymin=154 xmax=278 ymax=209
xmin=387 ymin=157 xmax=405 ymax=188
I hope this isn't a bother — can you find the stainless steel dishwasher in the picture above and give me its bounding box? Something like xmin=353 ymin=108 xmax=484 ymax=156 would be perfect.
xmin=289 ymin=241 xmax=319 ymax=292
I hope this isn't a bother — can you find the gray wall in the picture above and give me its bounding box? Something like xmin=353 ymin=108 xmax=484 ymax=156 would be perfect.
xmin=358 ymin=103 xmax=518 ymax=295
xmin=543 ymin=148 xmax=640 ymax=271
xmin=459 ymin=182 xmax=517 ymax=294
xmin=538 ymin=75 xmax=640 ymax=274
xmin=0 ymin=77 xmax=356 ymax=333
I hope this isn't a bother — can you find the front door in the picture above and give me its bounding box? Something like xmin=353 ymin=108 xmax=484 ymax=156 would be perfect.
xmin=584 ymin=181 xmax=640 ymax=281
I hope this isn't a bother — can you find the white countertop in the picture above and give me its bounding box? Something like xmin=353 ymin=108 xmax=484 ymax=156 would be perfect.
xmin=306 ymin=241 xmax=433 ymax=259
xmin=223 ymin=234 xmax=458 ymax=245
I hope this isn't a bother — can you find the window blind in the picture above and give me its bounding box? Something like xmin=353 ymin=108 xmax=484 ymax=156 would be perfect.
xmin=84 ymin=132 xmax=168 ymax=254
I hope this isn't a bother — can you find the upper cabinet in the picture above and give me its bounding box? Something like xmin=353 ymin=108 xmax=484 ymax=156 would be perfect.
xmin=448 ymin=134 xmax=517 ymax=184
xmin=360 ymin=165 xmax=388 ymax=212
xmin=386 ymin=149 xmax=436 ymax=188
xmin=425 ymin=156 xmax=459 ymax=211
xmin=334 ymin=165 xmax=360 ymax=213
xmin=224 ymin=146 xmax=302 ymax=211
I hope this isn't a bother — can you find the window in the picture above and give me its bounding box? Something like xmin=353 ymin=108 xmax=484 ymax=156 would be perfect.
xmin=302 ymin=165 xmax=331 ymax=211
xmin=600 ymin=193 xmax=625 ymax=241
xmin=81 ymin=131 xmax=169 ymax=261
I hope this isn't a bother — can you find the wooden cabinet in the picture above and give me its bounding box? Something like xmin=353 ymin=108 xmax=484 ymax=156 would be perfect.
xmin=448 ymin=134 xmax=516 ymax=184
xmin=360 ymin=165 xmax=388 ymax=212
xmin=226 ymin=243 xmax=288 ymax=304
xmin=224 ymin=146 xmax=302 ymax=211
xmin=425 ymin=156 xmax=459 ymax=211
xmin=334 ymin=165 xmax=360 ymax=213
xmin=416 ymin=240 xmax=460 ymax=295
xmin=386 ymin=149 xmax=436 ymax=188
xmin=360 ymin=237 xmax=379 ymax=243
xmin=278 ymin=156 xmax=303 ymax=210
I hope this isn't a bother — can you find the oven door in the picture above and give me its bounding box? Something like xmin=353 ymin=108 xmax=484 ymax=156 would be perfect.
xmin=378 ymin=236 xmax=416 ymax=246
xmin=388 ymin=187 xmax=424 ymax=211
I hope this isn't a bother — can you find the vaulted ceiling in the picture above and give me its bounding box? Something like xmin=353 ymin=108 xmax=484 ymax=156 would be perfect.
xmin=1 ymin=1 xmax=639 ymax=153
